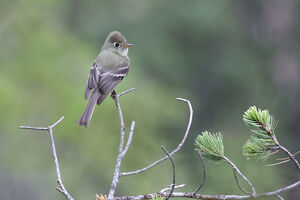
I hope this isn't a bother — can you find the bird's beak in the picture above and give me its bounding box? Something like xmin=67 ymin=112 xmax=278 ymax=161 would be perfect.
xmin=125 ymin=43 xmax=134 ymax=48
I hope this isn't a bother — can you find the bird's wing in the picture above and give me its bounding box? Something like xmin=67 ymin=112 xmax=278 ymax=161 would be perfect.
xmin=84 ymin=62 xmax=101 ymax=100
xmin=98 ymin=59 xmax=130 ymax=96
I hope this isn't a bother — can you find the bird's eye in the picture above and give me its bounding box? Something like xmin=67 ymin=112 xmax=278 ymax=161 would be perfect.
xmin=114 ymin=42 xmax=120 ymax=47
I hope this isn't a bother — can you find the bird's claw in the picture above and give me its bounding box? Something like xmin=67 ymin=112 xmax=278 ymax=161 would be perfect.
xmin=111 ymin=90 xmax=117 ymax=99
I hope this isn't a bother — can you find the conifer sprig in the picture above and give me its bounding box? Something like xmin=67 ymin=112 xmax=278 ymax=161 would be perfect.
xmin=195 ymin=131 xmax=224 ymax=162
xmin=242 ymin=106 xmax=278 ymax=160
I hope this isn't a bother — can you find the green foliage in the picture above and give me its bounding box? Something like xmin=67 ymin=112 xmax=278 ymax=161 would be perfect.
xmin=243 ymin=136 xmax=272 ymax=161
xmin=243 ymin=106 xmax=277 ymax=135
xmin=151 ymin=195 xmax=164 ymax=200
xmin=195 ymin=131 xmax=224 ymax=162
xmin=242 ymin=106 xmax=277 ymax=160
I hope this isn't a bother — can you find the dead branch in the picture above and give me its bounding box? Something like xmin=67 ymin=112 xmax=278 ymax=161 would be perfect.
xmin=120 ymin=98 xmax=193 ymax=177
xmin=20 ymin=116 xmax=75 ymax=200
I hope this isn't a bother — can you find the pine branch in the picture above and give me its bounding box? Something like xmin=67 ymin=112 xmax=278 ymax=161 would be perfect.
xmin=194 ymin=131 xmax=224 ymax=162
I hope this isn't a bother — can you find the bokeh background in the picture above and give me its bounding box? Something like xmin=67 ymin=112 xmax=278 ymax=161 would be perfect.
xmin=0 ymin=0 xmax=299 ymax=199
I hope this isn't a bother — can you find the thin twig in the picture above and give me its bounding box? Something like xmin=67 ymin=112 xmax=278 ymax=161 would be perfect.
xmin=20 ymin=116 xmax=74 ymax=200
xmin=260 ymin=123 xmax=300 ymax=172
xmin=277 ymin=150 xmax=300 ymax=161
xmin=160 ymin=184 xmax=185 ymax=193
xmin=118 ymin=88 xmax=135 ymax=97
xmin=265 ymin=159 xmax=290 ymax=167
xmin=193 ymin=152 xmax=206 ymax=194
xmin=108 ymin=89 xmax=135 ymax=200
xmin=223 ymin=156 xmax=256 ymax=195
xmin=49 ymin=126 xmax=74 ymax=200
xmin=51 ymin=116 xmax=65 ymax=128
xmin=108 ymin=94 xmax=126 ymax=200
xmin=120 ymin=98 xmax=193 ymax=177
xmin=122 ymin=121 xmax=135 ymax=157
xmin=114 ymin=179 xmax=300 ymax=200
xmin=276 ymin=194 xmax=285 ymax=200
xmin=277 ymin=144 xmax=300 ymax=173
xmin=233 ymin=169 xmax=251 ymax=195
xmin=266 ymin=150 xmax=300 ymax=167
xmin=19 ymin=126 xmax=49 ymax=130
xmin=161 ymin=146 xmax=176 ymax=200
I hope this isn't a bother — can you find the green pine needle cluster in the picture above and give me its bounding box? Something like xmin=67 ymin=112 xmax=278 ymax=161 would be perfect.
xmin=195 ymin=131 xmax=224 ymax=162
xmin=243 ymin=106 xmax=277 ymax=160
xmin=151 ymin=195 xmax=164 ymax=200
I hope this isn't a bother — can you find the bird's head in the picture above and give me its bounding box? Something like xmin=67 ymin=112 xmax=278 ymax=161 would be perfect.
xmin=102 ymin=31 xmax=133 ymax=56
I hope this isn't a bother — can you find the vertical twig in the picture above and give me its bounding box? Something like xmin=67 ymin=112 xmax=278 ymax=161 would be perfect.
xmin=193 ymin=152 xmax=206 ymax=194
xmin=122 ymin=121 xmax=135 ymax=157
xmin=20 ymin=116 xmax=75 ymax=200
xmin=108 ymin=89 xmax=135 ymax=200
xmin=161 ymin=146 xmax=176 ymax=200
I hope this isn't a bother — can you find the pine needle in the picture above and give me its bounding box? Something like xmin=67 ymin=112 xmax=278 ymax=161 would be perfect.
xmin=195 ymin=131 xmax=224 ymax=162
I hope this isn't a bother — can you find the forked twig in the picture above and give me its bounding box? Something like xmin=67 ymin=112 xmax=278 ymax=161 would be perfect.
xmin=120 ymin=98 xmax=193 ymax=177
xmin=233 ymin=169 xmax=251 ymax=195
xmin=20 ymin=116 xmax=75 ymax=200
xmin=108 ymin=88 xmax=135 ymax=200
xmin=223 ymin=156 xmax=256 ymax=195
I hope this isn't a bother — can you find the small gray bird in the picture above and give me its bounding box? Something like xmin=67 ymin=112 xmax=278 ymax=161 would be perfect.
xmin=77 ymin=31 xmax=133 ymax=127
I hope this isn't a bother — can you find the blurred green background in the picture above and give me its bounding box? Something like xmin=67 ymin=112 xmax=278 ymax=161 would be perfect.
xmin=0 ymin=0 xmax=299 ymax=199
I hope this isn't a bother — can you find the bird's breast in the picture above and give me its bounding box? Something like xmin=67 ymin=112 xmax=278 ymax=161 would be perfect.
xmin=96 ymin=51 xmax=129 ymax=72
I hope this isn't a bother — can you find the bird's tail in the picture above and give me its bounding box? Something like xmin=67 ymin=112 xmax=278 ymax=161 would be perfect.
xmin=77 ymin=89 xmax=106 ymax=127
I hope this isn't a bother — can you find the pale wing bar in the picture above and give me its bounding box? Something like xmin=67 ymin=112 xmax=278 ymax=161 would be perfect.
xmin=99 ymin=60 xmax=130 ymax=95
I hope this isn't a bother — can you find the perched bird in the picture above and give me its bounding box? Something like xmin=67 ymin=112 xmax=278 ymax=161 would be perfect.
xmin=77 ymin=31 xmax=133 ymax=127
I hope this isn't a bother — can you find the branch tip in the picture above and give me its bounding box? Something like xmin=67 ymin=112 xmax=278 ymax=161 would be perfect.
xmin=118 ymin=88 xmax=135 ymax=97
xmin=51 ymin=116 xmax=65 ymax=128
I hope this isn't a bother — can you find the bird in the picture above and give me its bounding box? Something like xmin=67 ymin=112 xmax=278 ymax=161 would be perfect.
xmin=77 ymin=31 xmax=133 ymax=127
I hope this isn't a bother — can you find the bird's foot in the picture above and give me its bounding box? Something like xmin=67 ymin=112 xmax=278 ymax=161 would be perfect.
xmin=111 ymin=90 xmax=117 ymax=99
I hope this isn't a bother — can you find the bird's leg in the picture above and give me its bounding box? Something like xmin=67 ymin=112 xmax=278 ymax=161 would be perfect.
xmin=111 ymin=90 xmax=117 ymax=99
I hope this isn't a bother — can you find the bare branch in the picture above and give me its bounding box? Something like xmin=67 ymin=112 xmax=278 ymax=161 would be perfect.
xmin=161 ymin=146 xmax=175 ymax=200
xmin=20 ymin=116 xmax=74 ymax=200
xmin=114 ymin=180 xmax=300 ymax=200
xmin=120 ymin=98 xmax=193 ymax=177
xmin=122 ymin=121 xmax=135 ymax=157
xmin=51 ymin=116 xmax=65 ymax=128
xmin=160 ymin=184 xmax=185 ymax=193
xmin=233 ymin=169 xmax=251 ymax=195
xmin=108 ymin=89 xmax=136 ymax=200
xmin=193 ymin=152 xmax=206 ymax=194
xmin=19 ymin=126 xmax=49 ymax=131
xmin=108 ymin=93 xmax=126 ymax=200
xmin=118 ymin=88 xmax=135 ymax=97
xmin=223 ymin=156 xmax=256 ymax=195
